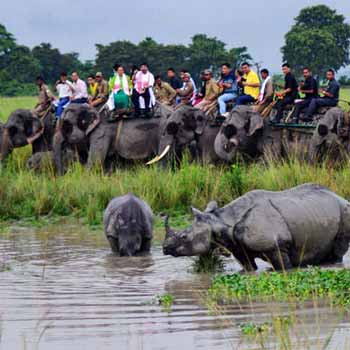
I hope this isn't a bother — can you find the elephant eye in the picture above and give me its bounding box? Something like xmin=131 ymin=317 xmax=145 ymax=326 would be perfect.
xmin=77 ymin=117 xmax=89 ymax=131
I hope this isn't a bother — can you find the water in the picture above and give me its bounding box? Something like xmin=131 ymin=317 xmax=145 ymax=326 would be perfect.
xmin=0 ymin=222 xmax=349 ymax=350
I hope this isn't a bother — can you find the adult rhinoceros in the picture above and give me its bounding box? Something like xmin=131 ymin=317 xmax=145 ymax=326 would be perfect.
xmin=163 ymin=184 xmax=350 ymax=270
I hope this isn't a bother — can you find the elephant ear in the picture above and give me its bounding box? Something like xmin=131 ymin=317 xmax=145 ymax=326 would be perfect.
xmin=246 ymin=110 xmax=264 ymax=136
xmin=315 ymin=108 xmax=341 ymax=141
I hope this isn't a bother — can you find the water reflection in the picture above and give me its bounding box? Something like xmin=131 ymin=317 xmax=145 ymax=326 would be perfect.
xmin=0 ymin=222 xmax=349 ymax=350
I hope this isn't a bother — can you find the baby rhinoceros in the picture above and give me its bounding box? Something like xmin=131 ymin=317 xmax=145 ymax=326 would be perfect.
xmin=163 ymin=184 xmax=350 ymax=270
xmin=104 ymin=193 xmax=154 ymax=256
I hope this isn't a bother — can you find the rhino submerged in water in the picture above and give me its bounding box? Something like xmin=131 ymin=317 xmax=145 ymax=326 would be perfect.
xmin=163 ymin=184 xmax=350 ymax=270
xmin=104 ymin=193 xmax=154 ymax=256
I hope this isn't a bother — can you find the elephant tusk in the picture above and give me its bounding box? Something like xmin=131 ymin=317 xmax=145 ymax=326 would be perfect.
xmin=146 ymin=145 xmax=171 ymax=165
xmin=229 ymin=137 xmax=239 ymax=147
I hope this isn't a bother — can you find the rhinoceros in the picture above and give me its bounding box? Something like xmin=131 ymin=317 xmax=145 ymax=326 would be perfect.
xmin=104 ymin=193 xmax=154 ymax=256
xmin=163 ymin=184 xmax=350 ymax=270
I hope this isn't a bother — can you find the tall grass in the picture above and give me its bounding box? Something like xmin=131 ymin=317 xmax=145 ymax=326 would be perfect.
xmin=1 ymin=146 xmax=350 ymax=226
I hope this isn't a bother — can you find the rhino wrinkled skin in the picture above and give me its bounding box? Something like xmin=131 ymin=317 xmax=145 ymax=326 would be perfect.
xmin=104 ymin=193 xmax=154 ymax=257
xmin=163 ymin=184 xmax=350 ymax=270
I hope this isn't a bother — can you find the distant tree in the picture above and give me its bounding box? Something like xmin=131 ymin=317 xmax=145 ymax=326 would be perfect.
xmin=338 ymin=75 xmax=350 ymax=86
xmin=95 ymin=40 xmax=138 ymax=78
xmin=32 ymin=43 xmax=62 ymax=82
xmin=95 ymin=35 xmax=252 ymax=81
xmin=0 ymin=24 xmax=16 ymax=57
xmin=281 ymin=5 xmax=350 ymax=78
xmin=6 ymin=45 xmax=41 ymax=83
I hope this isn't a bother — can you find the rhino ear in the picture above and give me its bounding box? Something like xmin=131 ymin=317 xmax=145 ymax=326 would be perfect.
xmin=204 ymin=201 xmax=218 ymax=213
xmin=191 ymin=207 xmax=204 ymax=218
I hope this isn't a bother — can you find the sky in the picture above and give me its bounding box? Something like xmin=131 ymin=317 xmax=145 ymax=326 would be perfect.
xmin=0 ymin=0 xmax=349 ymax=74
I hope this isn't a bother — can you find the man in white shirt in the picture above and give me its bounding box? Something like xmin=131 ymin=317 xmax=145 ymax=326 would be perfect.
xmin=54 ymin=72 xmax=73 ymax=118
xmin=131 ymin=63 xmax=155 ymax=116
xmin=70 ymin=72 xmax=88 ymax=104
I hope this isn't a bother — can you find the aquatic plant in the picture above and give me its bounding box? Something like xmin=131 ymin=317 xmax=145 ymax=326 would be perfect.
xmin=157 ymin=293 xmax=174 ymax=311
xmin=209 ymin=268 xmax=350 ymax=308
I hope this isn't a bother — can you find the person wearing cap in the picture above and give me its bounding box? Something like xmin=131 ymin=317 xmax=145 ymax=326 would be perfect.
xmin=195 ymin=70 xmax=220 ymax=113
xmin=154 ymin=75 xmax=177 ymax=106
xmin=177 ymin=73 xmax=194 ymax=105
xmin=90 ymin=72 xmax=108 ymax=108
xmin=33 ymin=76 xmax=54 ymax=117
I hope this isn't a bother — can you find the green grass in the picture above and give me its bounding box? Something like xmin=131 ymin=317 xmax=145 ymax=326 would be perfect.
xmin=0 ymin=95 xmax=350 ymax=230
xmin=209 ymin=268 xmax=350 ymax=308
xmin=0 ymin=96 xmax=36 ymax=121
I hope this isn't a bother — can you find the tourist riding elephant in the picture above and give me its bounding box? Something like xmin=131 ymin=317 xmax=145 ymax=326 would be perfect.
xmin=53 ymin=102 xmax=173 ymax=174
xmin=0 ymin=109 xmax=55 ymax=162
xmin=214 ymin=106 xmax=265 ymax=162
xmin=147 ymin=104 xmax=220 ymax=165
xmin=163 ymin=184 xmax=350 ymax=271
xmin=309 ymin=107 xmax=350 ymax=162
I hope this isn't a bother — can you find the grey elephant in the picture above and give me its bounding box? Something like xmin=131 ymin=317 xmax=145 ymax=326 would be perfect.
xmin=163 ymin=184 xmax=350 ymax=270
xmin=147 ymin=104 xmax=220 ymax=165
xmin=0 ymin=109 xmax=55 ymax=162
xmin=53 ymin=103 xmax=173 ymax=174
xmin=27 ymin=150 xmax=76 ymax=172
xmin=309 ymin=107 xmax=350 ymax=162
xmin=104 ymin=193 xmax=154 ymax=256
xmin=214 ymin=106 xmax=265 ymax=162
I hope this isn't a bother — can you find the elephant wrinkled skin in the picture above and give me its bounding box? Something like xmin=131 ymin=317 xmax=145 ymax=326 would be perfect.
xmin=53 ymin=103 xmax=173 ymax=174
xmin=163 ymin=184 xmax=350 ymax=270
xmin=149 ymin=105 xmax=220 ymax=165
xmin=0 ymin=109 xmax=55 ymax=162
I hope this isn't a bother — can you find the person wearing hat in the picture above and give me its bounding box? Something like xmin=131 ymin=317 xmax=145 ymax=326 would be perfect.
xmin=177 ymin=73 xmax=194 ymax=105
xmin=195 ymin=69 xmax=220 ymax=113
xmin=89 ymin=72 xmax=108 ymax=108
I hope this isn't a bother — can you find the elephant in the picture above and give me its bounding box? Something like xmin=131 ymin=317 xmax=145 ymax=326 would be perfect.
xmin=27 ymin=150 xmax=76 ymax=172
xmin=53 ymin=102 xmax=173 ymax=174
xmin=309 ymin=107 xmax=350 ymax=162
xmin=103 ymin=193 xmax=154 ymax=256
xmin=0 ymin=109 xmax=56 ymax=162
xmin=163 ymin=184 xmax=350 ymax=271
xmin=147 ymin=104 xmax=220 ymax=165
xmin=214 ymin=105 xmax=265 ymax=162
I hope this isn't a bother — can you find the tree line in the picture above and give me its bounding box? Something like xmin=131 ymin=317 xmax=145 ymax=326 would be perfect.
xmin=0 ymin=4 xmax=349 ymax=96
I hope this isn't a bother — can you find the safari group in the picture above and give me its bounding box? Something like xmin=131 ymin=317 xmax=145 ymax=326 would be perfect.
xmin=33 ymin=61 xmax=345 ymax=125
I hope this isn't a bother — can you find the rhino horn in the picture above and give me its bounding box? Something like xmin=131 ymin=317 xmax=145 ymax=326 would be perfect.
xmin=165 ymin=215 xmax=175 ymax=239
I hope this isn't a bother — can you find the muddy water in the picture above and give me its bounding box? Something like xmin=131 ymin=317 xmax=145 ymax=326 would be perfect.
xmin=0 ymin=223 xmax=350 ymax=350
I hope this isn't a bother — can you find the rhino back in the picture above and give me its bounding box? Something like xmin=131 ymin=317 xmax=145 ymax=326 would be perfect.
xmin=103 ymin=193 xmax=153 ymax=238
xmin=268 ymin=188 xmax=344 ymax=262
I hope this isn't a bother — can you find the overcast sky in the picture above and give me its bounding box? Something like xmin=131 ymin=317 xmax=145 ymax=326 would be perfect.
xmin=0 ymin=0 xmax=349 ymax=73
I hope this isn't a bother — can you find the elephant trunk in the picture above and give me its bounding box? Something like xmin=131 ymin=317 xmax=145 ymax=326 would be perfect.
xmin=0 ymin=128 xmax=12 ymax=161
xmin=53 ymin=130 xmax=65 ymax=175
